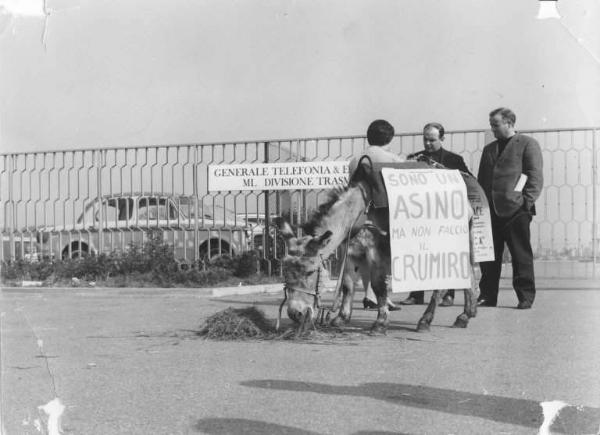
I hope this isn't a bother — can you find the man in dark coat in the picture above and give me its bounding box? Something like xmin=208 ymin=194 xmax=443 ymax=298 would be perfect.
xmin=476 ymin=107 xmax=543 ymax=309
xmin=399 ymin=122 xmax=473 ymax=307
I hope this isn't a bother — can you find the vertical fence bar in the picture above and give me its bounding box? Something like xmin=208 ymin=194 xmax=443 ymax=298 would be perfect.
xmin=593 ymin=129 xmax=598 ymax=278
xmin=15 ymin=154 xmax=24 ymax=260
xmin=264 ymin=141 xmax=271 ymax=276
xmin=193 ymin=145 xmax=199 ymax=263
xmin=8 ymin=154 xmax=15 ymax=260
xmin=96 ymin=149 xmax=104 ymax=254
xmin=0 ymin=155 xmax=5 ymax=262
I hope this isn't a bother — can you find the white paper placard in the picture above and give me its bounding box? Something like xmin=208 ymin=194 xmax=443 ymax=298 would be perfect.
xmin=463 ymin=175 xmax=495 ymax=263
xmin=208 ymin=162 xmax=349 ymax=191
xmin=382 ymin=168 xmax=472 ymax=293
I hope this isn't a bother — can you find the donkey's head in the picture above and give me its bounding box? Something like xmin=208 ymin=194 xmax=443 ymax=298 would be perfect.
xmin=279 ymin=222 xmax=333 ymax=325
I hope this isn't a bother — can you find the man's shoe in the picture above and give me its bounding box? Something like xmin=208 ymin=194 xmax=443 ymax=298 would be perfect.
xmin=440 ymin=295 xmax=454 ymax=307
xmin=517 ymin=300 xmax=532 ymax=310
xmin=400 ymin=296 xmax=422 ymax=305
xmin=387 ymin=303 xmax=401 ymax=311
xmin=477 ymin=298 xmax=497 ymax=307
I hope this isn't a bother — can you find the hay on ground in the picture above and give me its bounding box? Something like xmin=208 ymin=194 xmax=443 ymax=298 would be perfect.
xmin=198 ymin=307 xmax=276 ymax=340
xmin=197 ymin=306 xmax=372 ymax=342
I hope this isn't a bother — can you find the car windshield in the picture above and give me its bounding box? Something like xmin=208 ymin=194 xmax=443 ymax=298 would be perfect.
xmin=105 ymin=198 xmax=134 ymax=221
xmin=78 ymin=198 xmax=134 ymax=224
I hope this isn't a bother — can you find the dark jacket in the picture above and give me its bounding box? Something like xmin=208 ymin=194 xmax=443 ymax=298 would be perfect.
xmin=477 ymin=133 xmax=543 ymax=217
xmin=408 ymin=148 xmax=472 ymax=176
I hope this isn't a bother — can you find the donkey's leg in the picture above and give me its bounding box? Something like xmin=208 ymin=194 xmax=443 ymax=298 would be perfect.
xmin=328 ymin=280 xmax=352 ymax=326
xmin=338 ymin=276 xmax=356 ymax=324
xmin=358 ymin=260 xmax=371 ymax=309
xmin=453 ymin=218 xmax=479 ymax=328
xmin=275 ymin=288 xmax=288 ymax=331
xmin=327 ymin=276 xmax=346 ymax=322
xmin=453 ymin=290 xmax=470 ymax=328
xmin=339 ymin=253 xmax=370 ymax=321
xmin=326 ymin=248 xmax=349 ymax=323
xmin=343 ymin=258 xmax=370 ymax=321
xmin=453 ymin=264 xmax=479 ymax=328
xmin=370 ymin=273 xmax=390 ymax=333
xmin=329 ymin=260 xmax=358 ymax=326
xmin=465 ymin=265 xmax=478 ymax=318
xmin=383 ymin=275 xmax=400 ymax=310
xmin=417 ymin=290 xmax=442 ymax=332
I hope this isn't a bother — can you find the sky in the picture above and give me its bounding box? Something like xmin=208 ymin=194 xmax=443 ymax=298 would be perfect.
xmin=0 ymin=0 xmax=599 ymax=153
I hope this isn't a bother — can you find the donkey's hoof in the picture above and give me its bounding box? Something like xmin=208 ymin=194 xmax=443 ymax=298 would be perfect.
xmin=369 ymin=322 xmax=387 ymax=335
xmin=416 ymin=321 xmax=430 ymax=332
xmin=452 ymin=316 xmax=469 ymax=328
xmin=329 ymin=316 xmax=343 ymax=327
xmin=326 ymin=310 xmax=345 ymax=324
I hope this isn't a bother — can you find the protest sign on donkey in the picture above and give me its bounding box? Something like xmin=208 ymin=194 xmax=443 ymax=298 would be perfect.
xmin=382 ymin=168 xmax=493 ymax=293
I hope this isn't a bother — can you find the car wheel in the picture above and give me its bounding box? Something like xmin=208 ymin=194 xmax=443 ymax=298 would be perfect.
xmin=62 ymin=243 xmax=89 ymax=260
xmin=210 ymin=247 xmax=227 ymax=259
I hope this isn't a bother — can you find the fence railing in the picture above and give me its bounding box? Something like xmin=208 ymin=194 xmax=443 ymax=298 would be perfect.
xmin=1 ymin=127 xmax=598 ymax=278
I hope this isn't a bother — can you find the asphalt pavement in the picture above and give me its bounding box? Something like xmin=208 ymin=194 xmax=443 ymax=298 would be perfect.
xmin=1 ymin=279 xmax=599 ymax=434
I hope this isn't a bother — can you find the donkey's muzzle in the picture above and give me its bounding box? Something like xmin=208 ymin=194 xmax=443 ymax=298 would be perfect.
xmin=287 ymin=299 xmax=313 ymax=323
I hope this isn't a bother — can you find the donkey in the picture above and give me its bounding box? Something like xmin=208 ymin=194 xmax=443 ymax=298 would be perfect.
xmin=278 ymin=160 xmax=484 ymax=333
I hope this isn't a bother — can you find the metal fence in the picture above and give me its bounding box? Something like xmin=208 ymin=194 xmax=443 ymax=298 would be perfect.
xmin=1 ymin=126 xmax=599 ymax=278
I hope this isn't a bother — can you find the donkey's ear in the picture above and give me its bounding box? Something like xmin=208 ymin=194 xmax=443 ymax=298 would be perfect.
xmin=317 ymin=230 xmax=333 ymax=245
xmin=306 ymin=230 xmax=333 ymax=255
xmin=278 ymin=221 xmax=295 ymax=240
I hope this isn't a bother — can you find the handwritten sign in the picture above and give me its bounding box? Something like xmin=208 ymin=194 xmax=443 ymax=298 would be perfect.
xmin=382 ymin=168 xmax=471 ymax=293
xmin=208 ymin=162 xmax=349 ymax=192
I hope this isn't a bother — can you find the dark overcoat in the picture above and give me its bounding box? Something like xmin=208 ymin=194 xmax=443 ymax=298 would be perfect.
xmin=477 ymin=133 xmax=544 ymax=217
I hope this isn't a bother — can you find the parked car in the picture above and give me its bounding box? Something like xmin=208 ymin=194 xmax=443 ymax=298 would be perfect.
xmin=2 ymin=193 xmax=250 ymax=262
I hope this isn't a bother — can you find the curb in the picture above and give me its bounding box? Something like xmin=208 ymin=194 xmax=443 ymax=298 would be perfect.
xmin=211 ymin=280 xmax=340 ymax=297
xmin=211 ymin=283 xmax=283 ymax=297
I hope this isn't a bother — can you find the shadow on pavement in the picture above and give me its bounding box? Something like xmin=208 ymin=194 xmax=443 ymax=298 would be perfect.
xmin=194 ymin=418 xmax=320 ymax=434
xmin=240 ymin=379 xmax=600 ymax=433
xmin=194 ymin=418 xmax=411 ymax=435
xmin=328 ymin=318 xmax=424 ymax=333
xmin=353 ymin=432 xmax=410 ymax=435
